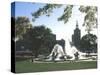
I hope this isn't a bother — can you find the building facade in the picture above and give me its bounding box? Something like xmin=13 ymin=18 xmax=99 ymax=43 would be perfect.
xmin=72 ymin=21 xmax=81 ymax=49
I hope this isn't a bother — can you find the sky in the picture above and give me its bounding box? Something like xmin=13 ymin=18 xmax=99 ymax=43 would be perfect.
xmin=13 ymin=2 xmax=97 ymax=41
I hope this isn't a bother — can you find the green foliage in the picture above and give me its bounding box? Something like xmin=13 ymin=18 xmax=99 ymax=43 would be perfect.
xmin=79 ymin=6 xmax=97 ymax=33
xmin=58 ymin=5 xmax=73 ymax=23
xmin=32 ymin=4 xmax=62 ymax=21
xmin=80 ymin=34 xmax=97 ymax=53
xmin=32 ymin=4 xmax=97 ymax=33
xmin=20 ymin=25 xmax=56 ymax=58
xmin=15 ymin=16 xmax=32 ymax=39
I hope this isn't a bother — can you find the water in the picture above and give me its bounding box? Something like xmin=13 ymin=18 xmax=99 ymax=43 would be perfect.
xmin=65 ymin=39 xmax=87 ymax=60
xmin=47 ymin=44 xmax=67 ymax=61
xmin=47 ymin=39 xmax=88 ymax=61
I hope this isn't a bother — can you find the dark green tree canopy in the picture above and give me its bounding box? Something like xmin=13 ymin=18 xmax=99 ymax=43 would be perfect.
xmin=21 ymin=25 xmax=56 ymax=57
xmin=80 ymin=34 xmax=97 ymax=53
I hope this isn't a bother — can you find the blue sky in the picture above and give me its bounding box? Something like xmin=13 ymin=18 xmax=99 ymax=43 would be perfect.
xmin=13 ymin=2 xmax=97 ymax=41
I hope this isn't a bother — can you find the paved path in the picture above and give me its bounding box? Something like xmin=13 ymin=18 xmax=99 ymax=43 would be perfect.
xmin=33 ymin=59 xmax=97 ymax=63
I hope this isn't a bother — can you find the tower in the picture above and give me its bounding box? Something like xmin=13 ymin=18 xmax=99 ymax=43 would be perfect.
xmin=72 ymin=21 xmax=81 ymax=49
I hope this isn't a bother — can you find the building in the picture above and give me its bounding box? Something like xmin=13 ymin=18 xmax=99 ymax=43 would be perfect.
xmin=72 ymin=21 xmax=81 ymax=49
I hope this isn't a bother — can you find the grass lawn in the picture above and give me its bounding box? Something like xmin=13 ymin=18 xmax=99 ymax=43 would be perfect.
xmin=15 ymin=60 xmax=97 ymax=73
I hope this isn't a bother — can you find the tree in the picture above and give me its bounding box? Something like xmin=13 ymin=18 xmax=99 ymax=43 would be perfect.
xmin=32 ymin=4 xmax=62 ymax=21
xmin=32 ymin=4 xmax=97 ymax=33
xmin=79 ymin=6 xmax=97 ymax=33
xmin=15 ymin=16 xmax=32 ymax=39
xmin=80 ymin=34 xmax=97 ymax=53
xmin=22 ymin=25 xmax=56 ymax=58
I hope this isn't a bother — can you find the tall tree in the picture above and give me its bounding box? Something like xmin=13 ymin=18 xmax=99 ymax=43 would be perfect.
xmin=23 ymin=25 xmax=56 ymax=58
xmin=15 ymin=16 xmax=32 ymax=39
xmin=80 ymin=34 xmax=97 ymax=53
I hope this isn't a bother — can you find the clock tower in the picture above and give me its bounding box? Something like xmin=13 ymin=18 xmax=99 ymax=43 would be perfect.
xmin=72 ymin=21 xmax=81 ymax=49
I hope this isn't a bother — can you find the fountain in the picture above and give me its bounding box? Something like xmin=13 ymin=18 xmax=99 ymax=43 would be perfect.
xmin=65 ymin=39 xmax=88 ymax=60
xmin=46 ymin=38 xmax=88 ymax=61
xmin=47 ymin=44 xmax=67 ymax=61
